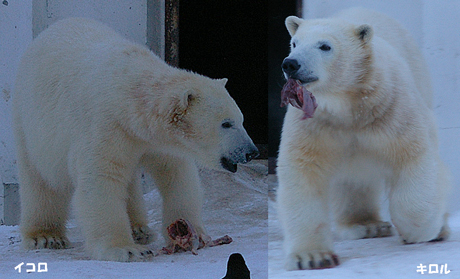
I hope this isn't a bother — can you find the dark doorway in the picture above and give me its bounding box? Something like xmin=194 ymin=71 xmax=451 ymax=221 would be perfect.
xmin=268 ymin=0 xmax=299 ymax=172
xmin=179 ymin=1 xmax=268 ymax=156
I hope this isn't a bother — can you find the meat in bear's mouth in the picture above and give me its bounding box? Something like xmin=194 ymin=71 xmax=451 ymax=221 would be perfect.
xmin=280 ymin=78 xmax=318 ymax=119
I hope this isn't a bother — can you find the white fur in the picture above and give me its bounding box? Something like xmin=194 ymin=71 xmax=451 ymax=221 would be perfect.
xmin=277 ymin=7 xmax=450 ymax=270
xmin=13 ymin=18 xmax=256 ymax=261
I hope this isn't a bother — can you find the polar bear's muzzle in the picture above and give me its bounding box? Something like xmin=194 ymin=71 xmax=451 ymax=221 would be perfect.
xmin=281 ymin=58 xmax=318 ymax=84
xmin=220 ymin=144 xmax=259 ymax=173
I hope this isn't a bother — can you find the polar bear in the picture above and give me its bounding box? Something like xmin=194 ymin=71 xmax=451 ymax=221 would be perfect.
xmin=13 ymin=18 xmax=258 ymax=261
xmin=277 ymin=7 xmax=450 ymax=270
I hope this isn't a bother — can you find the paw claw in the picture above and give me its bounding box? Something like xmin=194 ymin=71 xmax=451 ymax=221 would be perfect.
xmin=132 ymin=225 xmax=155 ymax=245
xmin=288 ymin=250 xmax=339 ymax=270
xmin=332 ymin=254 xmax=340 ymax=266
xmin=94 ymin=245 xmax=154 ymax=261
xmin=342 ymin=221 xmax=393 ymax=240
xmin=23 ymin=234 xmax=70 ymax=250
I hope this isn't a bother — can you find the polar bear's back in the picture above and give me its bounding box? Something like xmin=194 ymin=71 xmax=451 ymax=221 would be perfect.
xmin=39 ymin=17 xmax=123 ymax=48
xmin=14 ymin=18 xmax=136 ymax=117
xmin=335 ymin=7 xmax=433 ymax=108
xmin=15 ymin=17 xmax=165 ymax=105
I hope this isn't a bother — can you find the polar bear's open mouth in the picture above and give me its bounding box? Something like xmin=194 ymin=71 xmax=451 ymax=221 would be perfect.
xmin=280 ymin=78 xmax=318 ymax=119
xmin=220 ymin=157 xmax=237 ymax=173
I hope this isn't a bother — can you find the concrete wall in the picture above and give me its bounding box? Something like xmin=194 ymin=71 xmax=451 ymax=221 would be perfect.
xmin=0 ymin=1 xmax=32 ymax=225
xmin=0 ymin=1 xmax=31 ymax=186
xmin=303 ymin=0 xmax=460 ymax=212
xmin=32 ymin=0 xmax=147 ymax=43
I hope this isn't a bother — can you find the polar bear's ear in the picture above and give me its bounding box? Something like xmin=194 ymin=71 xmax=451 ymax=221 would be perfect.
xmin=182 ymin=90 xmax=196 ymax=109
xmin=285 ymin=16 xmax=304 ymax=37
xmin=171 ymin=90 xmax=197 ymax=123
xmin=217 ymin=78 xmax=228 ymax=87
xmin=355 ymin=24 xmax=373 ymax=44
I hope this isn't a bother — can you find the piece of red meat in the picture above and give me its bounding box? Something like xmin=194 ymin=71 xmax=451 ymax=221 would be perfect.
xmin=280 ymin=79 xmax=318 ymax=119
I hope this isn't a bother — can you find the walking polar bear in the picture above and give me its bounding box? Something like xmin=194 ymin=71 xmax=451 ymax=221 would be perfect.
xmin=13 ymin=18 xmax=258 ymax=261
xmin=277 ymin=7 xmax=450 ymax=270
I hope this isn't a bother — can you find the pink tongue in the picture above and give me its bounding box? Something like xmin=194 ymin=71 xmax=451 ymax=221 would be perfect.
xmin=280 ymin=79 xmax=318 ymax=119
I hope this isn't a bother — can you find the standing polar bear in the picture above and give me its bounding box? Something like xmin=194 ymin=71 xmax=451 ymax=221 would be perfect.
xmin=13 ymin=18 xmax=258 ymax=261
xmin=277 ymin=7 xmax=450 ymax=270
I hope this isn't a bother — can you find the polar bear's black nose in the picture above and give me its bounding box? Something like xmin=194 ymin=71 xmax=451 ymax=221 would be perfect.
xmin=245 ymin=148 xmax=259 ymax=163
xmin=282 ymin=58 xmax=301 ymax=77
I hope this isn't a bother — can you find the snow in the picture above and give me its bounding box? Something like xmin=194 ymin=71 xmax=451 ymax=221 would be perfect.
xmin=0 ymin=161 xmax=268 ymax=279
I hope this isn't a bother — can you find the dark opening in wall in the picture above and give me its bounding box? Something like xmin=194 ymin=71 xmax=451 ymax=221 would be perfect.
xmin=179 ymin=1 xmax=268 ymax=157
xmin=268 ymin=0 xmax=298 ymax=172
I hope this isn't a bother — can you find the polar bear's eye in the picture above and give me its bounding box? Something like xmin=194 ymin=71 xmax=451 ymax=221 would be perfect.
xmin=319 ymin=44 xmax=331 ymax=51
xmin=292 ymin=42 xmax=296 ymax=48
xmin=222 ymin=121 xmax=233 ymax=128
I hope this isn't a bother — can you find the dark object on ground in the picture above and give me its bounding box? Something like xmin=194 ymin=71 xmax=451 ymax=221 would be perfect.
xmin=222 ymin=253 xmax=250 ymax=279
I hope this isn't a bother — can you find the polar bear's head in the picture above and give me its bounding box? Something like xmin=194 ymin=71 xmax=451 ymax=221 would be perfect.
xmin=282 ymin=16 xmax=373 ymax=96
xmin=132 ymin=72 xmax=259 ymax=173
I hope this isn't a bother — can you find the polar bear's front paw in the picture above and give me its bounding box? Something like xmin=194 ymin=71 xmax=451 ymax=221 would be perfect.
xmin=363 ymin=221 xmax=393 ymax=238
xmin=286 ymin=250 xmax=339 ymax=270
xmin=23 ymin=234 xmax=70 ymax=249
xmin=132 ymin=225 xmax=155 ymax=245
xmin=402 ymin=224 xmax=450 ymax=244
xmin=342 ymin=221 xmax=394 ymax=240
xmin=429 ymin=224 xmax=450 ymax=242
xmin=94 ymin=244 xmax=154 ymax=262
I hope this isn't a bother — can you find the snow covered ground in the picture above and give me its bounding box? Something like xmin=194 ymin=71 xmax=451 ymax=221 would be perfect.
xmin=0 ymin=160 xmax=268 ymax=279
xmin=268 ymin=175 xmax=460 ymax=278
